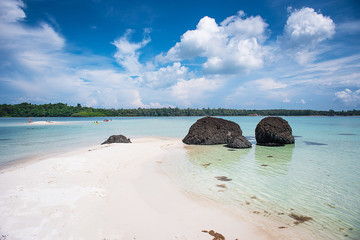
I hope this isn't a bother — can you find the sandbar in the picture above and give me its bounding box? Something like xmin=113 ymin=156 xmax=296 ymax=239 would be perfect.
xmin=28 ymin=121 xmax=70 ymax=125
xmin=0 ymin=138 xmax=312 ymax=239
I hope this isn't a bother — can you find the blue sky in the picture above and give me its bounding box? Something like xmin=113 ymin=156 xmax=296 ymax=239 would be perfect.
xmin=0 ymin=0 xmax=359 ymax=110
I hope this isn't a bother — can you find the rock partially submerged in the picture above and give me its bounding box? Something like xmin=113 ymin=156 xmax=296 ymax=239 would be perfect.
xmin=183 ymin=117 xmax=251 ymax=148
xmin=255 ymin=117 xmax=294 ymax=146
xmin=102 ymin=135 xmax=131 ymax=144
xmin=227 ymin=136 xmax=252 ymax=149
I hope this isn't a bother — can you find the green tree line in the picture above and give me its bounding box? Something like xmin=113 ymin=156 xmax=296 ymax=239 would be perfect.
xmin=0 ymin=103 xmax=359 ymax=117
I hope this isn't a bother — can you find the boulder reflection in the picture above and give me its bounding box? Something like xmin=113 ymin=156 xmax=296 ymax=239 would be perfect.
xmin=185 ymin=144 xmax=251 ymax=169
xmin=255 ymin=144 xmax=294 ymax=176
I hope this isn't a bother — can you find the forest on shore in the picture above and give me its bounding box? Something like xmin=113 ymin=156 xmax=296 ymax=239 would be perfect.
xmin=0 ymin=103 xmax=359 ymax=117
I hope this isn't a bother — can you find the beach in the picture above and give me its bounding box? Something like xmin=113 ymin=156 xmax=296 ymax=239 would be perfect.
xmin=0 ymin=137 xmax=313 ymax=240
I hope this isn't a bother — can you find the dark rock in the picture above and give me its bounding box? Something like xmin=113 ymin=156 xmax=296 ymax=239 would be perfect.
xmin=226 ymin=136 xmax=252 ymax=148
xmin=183 ymin=117 xmax=251 ymax=148
xmin=255 ymin=117 xmax=294 ymax=146
xmin=102 ymin=135 xmax=131 ymax=144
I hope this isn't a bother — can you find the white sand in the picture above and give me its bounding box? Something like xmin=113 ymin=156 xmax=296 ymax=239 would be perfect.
xmin=28 ymin=121 xmax=70 ymax=125
xmin=0 ymin=138 xmax=311 ymax=240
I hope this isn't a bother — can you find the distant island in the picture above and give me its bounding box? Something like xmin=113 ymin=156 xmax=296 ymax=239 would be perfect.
xmin=0 ymin=103 xmax=359 ymax=117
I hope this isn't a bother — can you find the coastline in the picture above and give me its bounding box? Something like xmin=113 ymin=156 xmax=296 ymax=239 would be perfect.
xmin=0 ymin=137 xmax=316 ymax=239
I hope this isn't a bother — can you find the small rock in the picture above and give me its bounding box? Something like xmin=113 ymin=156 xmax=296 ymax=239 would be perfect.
xmin=102 ymin=135 xmax=131 ymax=144
xmin=226 ymin=136 xmax=252 ymax=149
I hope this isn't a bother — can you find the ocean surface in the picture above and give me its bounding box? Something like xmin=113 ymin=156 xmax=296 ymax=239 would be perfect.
xmin=0 ymin=116 xmax=359 ymax=239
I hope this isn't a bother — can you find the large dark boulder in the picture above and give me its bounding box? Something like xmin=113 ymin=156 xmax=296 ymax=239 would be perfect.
xmin=255 ymin=117 xmax=294 ymax=146
xmin=102 ymin=135 xmax=131 ymax=144
xmin=183 ymin=117 xmax=251 ymax=148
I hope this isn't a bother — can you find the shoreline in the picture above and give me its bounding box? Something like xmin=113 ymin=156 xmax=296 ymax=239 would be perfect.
xmin=0 ymin=137 xmax=315 ymax=239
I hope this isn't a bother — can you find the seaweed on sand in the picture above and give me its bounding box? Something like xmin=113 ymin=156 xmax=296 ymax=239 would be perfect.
xmin=202 ymin=230 xmax=225 ymax=240
xmin=215 ymin=176 xmax=232 ymax=181
xmin=289 ymin=213 xmax=313 ymax=224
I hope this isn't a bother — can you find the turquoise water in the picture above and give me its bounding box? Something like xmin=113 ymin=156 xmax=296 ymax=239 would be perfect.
xmin=0 ymin=117 xmax=198 ymax=165
xmin=0 ymin=116 xmax=359 ymax=239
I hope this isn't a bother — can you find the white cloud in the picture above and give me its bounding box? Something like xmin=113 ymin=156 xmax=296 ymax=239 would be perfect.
xmin=1 ymin=1 xmax=359 ymax=111
xmin=0 ymin=0 xmax=65 ymax=76
xmin=335 ymin=89 xmax=360 ymax=105
xmin=140 ymin=62 xmax=190 ymax=88
xmin=275 ymin=54 xmax=360 ymax=89
xmin=280 ymin=7 xmax=335 ymax=65
xmin=74 ymin=69 xmax=157 ymax=108
xmin=112 ymin=29 xmax=151 ymax=74
xmin=170 ymin=77 xmax=221 ymax=106
xmin=336 ymin=20 xmax=360 ymax=35
xmin=0 ymin=0 xmax=25 ymax=23
xmin=157 ymin=11 xmax=269 ymax=74
xmin=225 ymin=77 xmax=290 ymax=108
xmin=283 ymin=7 xmax=335 ymax=48
xmin=283 ymin=98 xmax=291 ymax=103
xmin=294 ymin=49 xmax=318 ymax=65
xmin=0 ymin=0 xmax=152 ymax=108
xmin=0 ymin=0 xmax=68 ymax=102
xmin=254 ymin=78 xmax=287 ymax=91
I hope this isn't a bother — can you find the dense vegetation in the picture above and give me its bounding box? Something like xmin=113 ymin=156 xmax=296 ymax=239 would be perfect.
xmin=0 ymin=103 xmax=359 ymax=117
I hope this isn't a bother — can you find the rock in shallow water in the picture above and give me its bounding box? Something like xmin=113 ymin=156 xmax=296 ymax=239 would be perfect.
xmin=182 ymin=117 xmax=251 ymax=148
xmin=255 ymin=117 xmax=294 ymax=146
xmin=102 ymin=135 xmax=131 ymax=144
xmin=226 ymin=136 xmax=252 ymax=148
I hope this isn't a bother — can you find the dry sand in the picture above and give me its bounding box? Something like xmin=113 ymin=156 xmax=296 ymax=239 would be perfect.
xmin=0 ymin=138 xmax=312 ymax=240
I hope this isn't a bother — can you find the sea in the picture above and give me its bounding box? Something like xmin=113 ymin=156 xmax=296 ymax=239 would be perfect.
xmin=0 ymin=116 xmax=359 ymax=239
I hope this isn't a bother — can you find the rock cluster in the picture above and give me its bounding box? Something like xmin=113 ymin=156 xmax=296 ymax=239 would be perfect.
xmin=182 ymin=117 xmax=251 ymax=148
xmin=255 ymin=117 xmax=294 ymax=146
xmin=102 ymin=135 xmax=131 ymax=145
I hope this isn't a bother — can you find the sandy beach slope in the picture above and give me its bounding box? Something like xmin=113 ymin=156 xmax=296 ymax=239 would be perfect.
xmin=0 ymin=138 xmax=311 ymax=240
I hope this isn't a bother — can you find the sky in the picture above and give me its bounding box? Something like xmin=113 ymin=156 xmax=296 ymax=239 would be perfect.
xmin=0 ymin=0 xmax=360 ymax=110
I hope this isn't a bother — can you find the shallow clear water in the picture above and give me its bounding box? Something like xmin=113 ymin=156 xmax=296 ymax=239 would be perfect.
xmin=0 ymin=116 xmax=359 ymax=239
xmin=0 ymin=117 xmax=198 ymax=164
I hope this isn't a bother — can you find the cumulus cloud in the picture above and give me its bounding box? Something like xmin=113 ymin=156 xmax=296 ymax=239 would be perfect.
xmin=335 ymin=89 xmax=360 ymax=105
xmin=157 ymin=11 xmax=269 ymax=74
xmin=139 ymin=62 xmax=190 ymax=88
xmin=283 ymin=7 xmax=335 ymax=48
xmin=280 ymin=7 xmax=335 ymax=64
